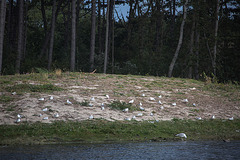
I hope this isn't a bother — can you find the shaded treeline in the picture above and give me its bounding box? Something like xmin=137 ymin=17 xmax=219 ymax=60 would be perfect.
xmin=0 ymin=0 xmax=239 ymax=82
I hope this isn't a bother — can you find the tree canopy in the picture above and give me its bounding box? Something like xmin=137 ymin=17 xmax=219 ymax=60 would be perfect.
xmin=0 ymin=0 xmax=239 ymax=82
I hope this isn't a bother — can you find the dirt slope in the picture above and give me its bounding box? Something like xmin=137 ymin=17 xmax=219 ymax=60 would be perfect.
xmin=0 ymin=73 xmax=239 ymax=125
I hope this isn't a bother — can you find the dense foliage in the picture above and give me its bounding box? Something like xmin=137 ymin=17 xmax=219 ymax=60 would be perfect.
xmin=0 ymin=0 xmax=239 ymax=82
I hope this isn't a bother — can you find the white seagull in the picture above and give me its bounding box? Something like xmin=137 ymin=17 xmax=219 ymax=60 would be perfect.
xmin=137 ymin=113 xmax=143 ymax=117
xmin=89 ymin=115 xmax=94 ymax=119
xmin=90 ymin=97 xmax=95 ymax=101
xmin=132 ymin=116 xmax=136 ymax=120
xmin=125 ymin=117 xmax=131 ymax=121
xmin=123 ymin=108 xmax=129 ymax=112
xmin=182 ymin=99 xmax=188 ymax=103
xmin=172 ymin=103 xmax=176 ymax=106
xmin=101 ymin=106 xmax=105 ymax=110
xmin=16 ymin=119 xmax=21 ymax=123
xmin=196 ymin=117 xmax=202 ymax=120
xmin=149 ymin=97 xmax=155 ymax=101
xmin=229 ymin=117 xmax=234 ymax=121
xmin=106 ymin=95 xmax=110 ymax=99
xmin=158 ymin=95 xmax=162 ymax=98
xmin=142 ymin=93 xmax=146 ymax=97
xmin=158 ymin=100 xmax=162 ymax=104
xmin=139 ymin=102 xmax=142 ymax=106
xmin=50 ymin=96 xmax=54 ymax=100
xmin=42 ymin=108 xmax=48 ymax=112
xmin=17 ymin=114 xmax=21 ymax=119
xmin=129 ymin=100 xmax=134 ymax=104
xmin=211 ymin=115 xmax=215 ymax=119
xmin=176 ymin=133 xmax=187 ymax=138
xmin=150 ymin=113 xmax=154 ymax=116
xmin=67 ymin=99 xmax=72 ymax=105
xmin=38 ymin=97 xmax=44 ymax=101
xmin=160 ymin=106 xmax=164 ymax=110
xmin=193 ymin=103 xmax=196 ymax=107
xmin=140 ymin=106 xmax=145 ymax=111
xmin=54 ymin=113 xmax=59 ymax=118
xmin=43 ymin=117 xmax=48 ymax=120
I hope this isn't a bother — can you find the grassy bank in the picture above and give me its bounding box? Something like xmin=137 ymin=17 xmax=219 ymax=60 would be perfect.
xmin=1 ymin=119 xmax=240 ymax=145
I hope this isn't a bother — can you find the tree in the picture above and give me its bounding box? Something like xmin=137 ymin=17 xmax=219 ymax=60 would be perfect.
xmin=103 ymin=0 xmax=110 ymax=74
xmin=0 ymin=0 xmax=7 ymax=74
xmin=47 ymin=0 xmax=57 ymax=71
xmin=70 ymin=0 xmax=76 ymax=72
xmin=212 ymin=0 xmax=220 ymax=76
xmin=168 ymin=0 xmax=188 ymax=77
xmin=89 ymin=0 xmax=96 ymax=72
xmin=15 ymin=0 xmax=24 ymax=74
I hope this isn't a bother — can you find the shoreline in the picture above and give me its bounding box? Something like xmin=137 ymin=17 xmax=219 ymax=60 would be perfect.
xmin=1 ymin=119 xmax=240 ymax=145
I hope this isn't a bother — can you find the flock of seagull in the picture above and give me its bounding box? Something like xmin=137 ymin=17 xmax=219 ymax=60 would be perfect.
xmin=13 ymin=91 xmax=236 ymax=139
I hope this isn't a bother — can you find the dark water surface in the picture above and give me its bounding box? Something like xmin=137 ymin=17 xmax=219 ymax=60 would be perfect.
xmin=1 ymin=141 xmax=240 ymax=160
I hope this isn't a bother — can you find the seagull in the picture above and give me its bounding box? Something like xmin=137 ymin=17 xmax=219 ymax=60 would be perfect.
xmin=140 ymin=106 xmax=145 ymax=111
xmin=101 ymin=106 xmax=105 ymax=110
xmin=42 ymin=108 xmax=48 ymax=112
xmin=67 ymin=99 xmax=72 ymax=105
xmin=158 ymin=95 xmax=162 ymax=98
xmin=158 ymin=100 xmax=162 ymax=104
xmin=139 ymin=102 xmax=142 ymax=106
xmin=137 ymin=113 xmax=143 ymax=117
xmin=89 ymin=115 xmax=94 ymax=119
xmin=39 ymin=97 xmax=44 ymax=101
xmin=54 ymin=113 xmax=59 ymax=118
xmin=229 ymin=117 xmax=234 ymax=121
xmin=160 ymin=106 xmax=164 ymax=110
xmin=196 ymin=117 xmax=202 ymax=120
xmin=132 ymin=116 xmax=136 ymax=120
xmin=125 ymin=117 xmax=131 ymax=121
xmin=101 ymin=103 xmax=105 ymax=107
xmin=39 ymin=114 xmax=42 ymax=117
xmin=123 ymin=108 xmax=129 ymax=112
xmin=17 ymin=114 xmax=21 ymax=119
xmin=193 ymin=103 xmax=196 ymax=107
xmin=176 ymin=133 xmax=187 ymax=138
xmin=89 ymin=103 xmax=93 ymax=107
xmin=43 ymin=117 xmax=48 ymax=120
xmin=106 ymin=95 xmax=110 ymax=99
xmin=182 ymin=99 xmax=188 ymax=103
xmin=142 ymin=93 xmax=145 ymax=97
xmin=172 ymin=103 xmax=176 ymax=106
xmin=211 ymin=115 xmax=215 ymax=119
xmin=16 ymin=119 xmax=21 ymax=123
xmin=149 ymin=97 xmax=155 ymax=101
xmin=50 ymin=96 xmax=54 ymax=100
xmin=90 ymin=97 xmax=95 ymax=101
xmin=12 ymin=92 xmax=16 ymax=95
xmin=150 ymin=112 xmax=154 ymax=116
xmin=129 ymin=100 xmax=134 ymax=104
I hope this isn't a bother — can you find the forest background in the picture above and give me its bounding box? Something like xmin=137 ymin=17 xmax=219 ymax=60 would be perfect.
xmin=0 ymin=0 xmax=239 ymax=82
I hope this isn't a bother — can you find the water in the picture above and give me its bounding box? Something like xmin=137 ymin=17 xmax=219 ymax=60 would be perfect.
xmin=1 ymin=141 xmax=240 ymax=160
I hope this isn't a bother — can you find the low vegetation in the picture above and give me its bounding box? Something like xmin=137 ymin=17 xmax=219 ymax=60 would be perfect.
xmin=0 ymin=119 xmax=240 ymax=145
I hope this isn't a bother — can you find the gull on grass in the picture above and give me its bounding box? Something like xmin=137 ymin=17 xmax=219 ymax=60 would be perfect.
xmin=176 ymin=133 xmax=187 ymax=138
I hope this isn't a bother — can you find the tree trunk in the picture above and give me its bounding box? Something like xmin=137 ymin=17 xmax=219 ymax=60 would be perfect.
xmin=0 ymin=0 xmax=7 ymax=74
xmin=97 ymin=0 xmax=102 ymax=54
xmin=111 ymin=0 xmax=115 ymax=73
xmin=41 ymin=0 xmax=48 ymax=35
xmin=194 ymin=30 xmax=200 ymax=80
xmin=168 ymin=0 xmax=188 ymax=77
xmin=103 ymin=0 xmax=110 ymax=74
xmin=70 ymin=0 xmax=76 ymax=72
xmin=15 ymin=0 xmax=24 ymax=74
xmin=47 ymin=0 xmax=56 ymax=71
xmin=188 ymin=21 xmax=195 ymax=79
xmin=213 ymin=0 xmax=220 ymax=76
xmin=89 ymin=0 xmax=96 ymax=72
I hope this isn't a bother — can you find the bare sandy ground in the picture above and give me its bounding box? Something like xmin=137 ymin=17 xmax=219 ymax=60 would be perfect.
xmin=0 ymin=73 xmax=239 ymax=125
